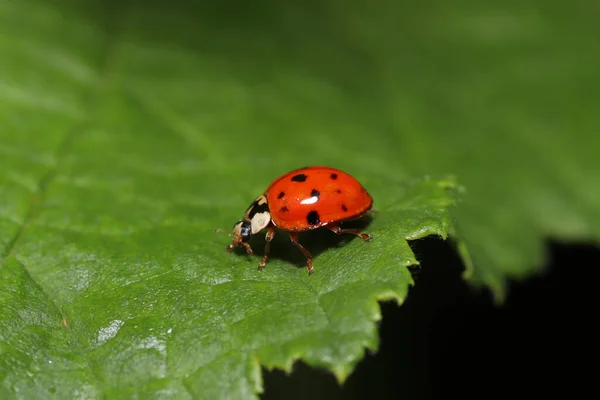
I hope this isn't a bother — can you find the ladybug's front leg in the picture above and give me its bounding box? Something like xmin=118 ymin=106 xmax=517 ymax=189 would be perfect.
xmin=288 ymin=232 xmax=314 ymax=274
xmin=227 ymin=240 xmax=254 ymax=255
xmin=258 ymin=226 xmax=276 ymax=270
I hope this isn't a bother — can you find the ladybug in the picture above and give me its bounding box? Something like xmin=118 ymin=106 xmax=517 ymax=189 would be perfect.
xmin=226 ymin=166 xmax=373 ymax=274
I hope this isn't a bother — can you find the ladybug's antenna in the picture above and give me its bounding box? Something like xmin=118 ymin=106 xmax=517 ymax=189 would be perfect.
xmin=214 ymin=228 xmax=233 ymax=237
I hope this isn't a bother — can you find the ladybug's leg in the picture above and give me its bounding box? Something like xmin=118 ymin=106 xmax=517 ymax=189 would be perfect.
xmin=258 ymin=226 xmax=276 ymax=270
xmin=326 ymin=224 xmax=373 ymax=241
xmin=242 ymin=242 xmax=254 ymax=254
xmin=289 ymin=232 xmax=314 ymax=274
xmin=227 ymin=240 xmax=253 ymax=254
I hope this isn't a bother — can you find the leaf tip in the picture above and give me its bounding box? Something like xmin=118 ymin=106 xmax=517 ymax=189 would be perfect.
xmin=331 ymin=363 xmax=353 ymax=384
xmin=249 ymin=356 xmax=264 ymax=395
xmin=374 ymin=290 xmax=404 ymax=307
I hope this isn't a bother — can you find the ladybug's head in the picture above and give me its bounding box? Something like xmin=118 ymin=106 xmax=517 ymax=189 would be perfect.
xmin=226 ymin=195 xmax=271 ymax=253
xmin=232 ymin=219 xmax=252 ymax=242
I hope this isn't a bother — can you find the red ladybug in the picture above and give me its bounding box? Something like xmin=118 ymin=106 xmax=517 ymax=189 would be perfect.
xmin=226 ymin=166 xmax=373 ymax=274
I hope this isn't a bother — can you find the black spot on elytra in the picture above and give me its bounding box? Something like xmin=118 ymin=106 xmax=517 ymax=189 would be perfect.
xmin=330 ymin=173 xmax=338 ymax=180
xmin=335 ymin=189 xmax=342 ymax=194
xmin=277 ymin=191 xmax=285 ymax=199
xmin=310 ymin=189 xmax=320 ymax=198
xmin=279 ymin=206 xmax=289 ymax=213
xmin=306 ymin=210 xmax=320 ymax=225
xmin=291 ymin=174 xmax=307 ymax=182
xmin=247 ymin=199 xmax=269 ymax=219
xmin=341 ymin=204 xmax=348 ymax=212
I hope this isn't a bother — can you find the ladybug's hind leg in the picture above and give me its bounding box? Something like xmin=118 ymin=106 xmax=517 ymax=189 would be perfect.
xmin=288 ymin=232 xmax=314 ymax=274
xmin=258 ymin=226 xmax=276 ymax=271
xmin=326 ymin=224 xmax=373 ymax=241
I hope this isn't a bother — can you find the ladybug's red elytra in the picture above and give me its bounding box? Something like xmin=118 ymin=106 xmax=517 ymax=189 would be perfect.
xmin=226 ymin=166 xmax=373 ymax=274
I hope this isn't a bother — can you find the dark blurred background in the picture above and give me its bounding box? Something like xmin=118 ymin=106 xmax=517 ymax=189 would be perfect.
xmin=262 ymin=241 xmax=598 ymax=399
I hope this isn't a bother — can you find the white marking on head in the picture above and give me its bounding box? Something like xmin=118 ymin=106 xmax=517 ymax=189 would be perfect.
xmin=232 ymin=221 xmax=243 ymax=237
xmin=250 ymin=211 xmax=271 ymax=234
xmin=300 ymin=196 xmax=319 ymax=205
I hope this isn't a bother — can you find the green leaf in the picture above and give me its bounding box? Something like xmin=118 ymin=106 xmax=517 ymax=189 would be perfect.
xmin=1 ymin=0 xmax=598 ymax=399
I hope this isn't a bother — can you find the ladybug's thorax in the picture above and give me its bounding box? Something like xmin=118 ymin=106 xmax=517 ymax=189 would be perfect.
xmin=228 ymin=195 xmax=272 ymax=252
xmin=246 ymin=195 xmax=271 ymax=235
xmin=232 ymin=194 xmax=271 ymax=241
